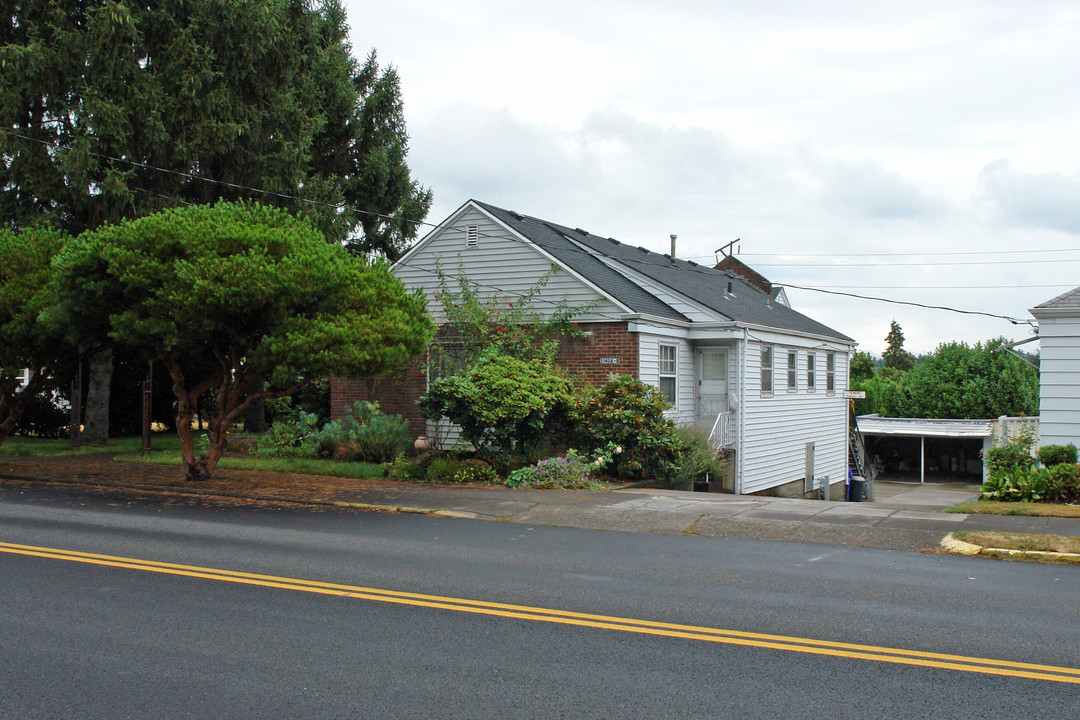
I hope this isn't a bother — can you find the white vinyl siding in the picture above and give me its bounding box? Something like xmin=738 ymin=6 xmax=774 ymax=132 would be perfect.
xmin=1034 ymin=315 xmax=1080 ymax=447
xmin=639 ymin=333 xmax=693 ymax=424
xmin=738 ymin=338 xmax=850 ymax=495
xmin=394 ymin=206 xmax=622 ymax=324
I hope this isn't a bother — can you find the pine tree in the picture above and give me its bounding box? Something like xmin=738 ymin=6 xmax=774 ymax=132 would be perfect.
xmin=882 ymin=320 xmax=916 ymax=373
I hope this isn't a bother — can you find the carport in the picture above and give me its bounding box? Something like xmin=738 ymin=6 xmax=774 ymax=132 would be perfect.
xmin=856 ymin=415 xmax=994 ymax=484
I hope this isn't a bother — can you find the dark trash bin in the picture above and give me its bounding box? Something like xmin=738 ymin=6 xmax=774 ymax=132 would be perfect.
xmin=849 ymin=476 xmax=866 ymax=502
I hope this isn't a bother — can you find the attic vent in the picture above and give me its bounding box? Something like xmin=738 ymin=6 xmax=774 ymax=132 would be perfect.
xmin=574 ymin=228 xmax=589 ymax=236
xmin=638 ymin=246 xmax=649 ymax=253
xmin=466 ymin=225 xmax=479 ymax=249
xmin=509 ymin=211 xmax=523 ymax=219
xmin=608 ymin=237 xmax=620 ymax=244
xmin=727 ymin=281 xmax=734 ymax=295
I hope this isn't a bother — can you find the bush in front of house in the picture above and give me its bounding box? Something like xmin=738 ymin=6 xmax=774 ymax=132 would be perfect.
xmin=314 ymin=401 xmax=409 ymax=463
xmin=1038 ymin=444 xmax=1078 ymax=467
xmin=418 ymin=348 xmax=575 ymax=468
xmin=980 ymin=462 xmax=1080 ymax=503
xmin=256 ymin=401 xmax=407 ymax=462
xmin=670 ymin=425 xmax=726 ymax=488
xmin=254 ymin=411 xmax=322 ymax=458
xmin=571 ymin=374 xmax=681 ymax=483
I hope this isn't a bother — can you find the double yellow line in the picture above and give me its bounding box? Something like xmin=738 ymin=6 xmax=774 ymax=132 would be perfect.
xmin=3 ymin=540 xmax=1078 ymax=684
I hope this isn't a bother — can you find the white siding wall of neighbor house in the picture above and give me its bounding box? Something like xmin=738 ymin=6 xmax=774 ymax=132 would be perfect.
xmin=1037 ymin=315 xmax=1080 ymax=446
xmin=638 ymin=331 xmax=695 ymax=425
xmin=738 ymin=332 xmax=850 ymax=495
xmin=395 ymin=206 xmax=622 ymax=323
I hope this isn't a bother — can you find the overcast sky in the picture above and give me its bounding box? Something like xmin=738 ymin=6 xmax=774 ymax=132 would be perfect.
xmin=345 ymin=0 xmax=1080 ymax=355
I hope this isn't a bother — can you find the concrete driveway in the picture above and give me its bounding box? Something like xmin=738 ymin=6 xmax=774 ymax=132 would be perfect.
xmin=869 ymin=480 xmax=981 ymax=512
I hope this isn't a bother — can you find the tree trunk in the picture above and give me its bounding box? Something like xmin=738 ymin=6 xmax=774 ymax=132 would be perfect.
xmin=0 ymin=371 xmax=52 ymax=445
xmin=83 ymin=347 xmax=112 ymax=446
xmin=242 ymin=377 xmax=267 ymax=433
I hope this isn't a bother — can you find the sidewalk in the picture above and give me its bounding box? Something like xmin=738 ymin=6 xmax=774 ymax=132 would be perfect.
xmin=3 ymin=454 xmax=1080 ymax=552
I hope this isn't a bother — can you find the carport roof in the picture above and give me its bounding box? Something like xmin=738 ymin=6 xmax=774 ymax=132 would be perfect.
xmin=856 ymin=415 xmax=993 ymax=438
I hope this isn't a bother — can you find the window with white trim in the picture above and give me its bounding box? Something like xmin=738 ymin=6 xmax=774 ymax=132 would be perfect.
xmin=760 ymin=346 xmax=773 ymax=395
xmin=658 ymin=344 xmax=677 ymax=406
xmin=826 ymin=352 xmax=836 ymax=394
xmin=807 ymin=353 xmax=816 ymax=391
xmin=786 ymin=350 xmax=797 ymax=391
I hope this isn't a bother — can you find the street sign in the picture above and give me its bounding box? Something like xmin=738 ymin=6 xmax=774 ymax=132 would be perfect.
xmin=843 ymin=390 xmax=866 ymax=399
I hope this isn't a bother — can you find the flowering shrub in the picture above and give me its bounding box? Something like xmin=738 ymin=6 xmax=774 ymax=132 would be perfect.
xmin=571 ymin=374 xmax=681 ymax=482
xmin=504 ymin=451 xmax=607 ymax=490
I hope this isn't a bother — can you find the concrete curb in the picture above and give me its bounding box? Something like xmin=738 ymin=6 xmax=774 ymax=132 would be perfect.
xmin=940 ymin=534 xmax=981 ymax=556
xmin=940 ymin=532 xmax=1080 ymax=562
xmin=1 ymin=473 xmax=505 ymax=521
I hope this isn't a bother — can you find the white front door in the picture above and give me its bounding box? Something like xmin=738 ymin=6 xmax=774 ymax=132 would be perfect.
xmin=696 ymin=349 xmax=728 ymax=429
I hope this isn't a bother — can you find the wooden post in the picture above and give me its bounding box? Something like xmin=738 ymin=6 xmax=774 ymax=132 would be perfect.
xmin=920 ymin=435 xmax=925 ymax=484
xmin=141 ymin=360 xmax=153 ymax=453
xmin=69 ymin=353 xmax=82 ymax=449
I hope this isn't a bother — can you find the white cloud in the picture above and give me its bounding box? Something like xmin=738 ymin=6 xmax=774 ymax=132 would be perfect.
xmin=979 ymin=161 xmax=1080 ymax=235
xmin=349 ymin=0 xmax=1080 ymax=354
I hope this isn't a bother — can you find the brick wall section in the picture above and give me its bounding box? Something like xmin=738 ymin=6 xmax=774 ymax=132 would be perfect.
xmin=331 ymin=321 xmax=638 ymax=440
xmin=330 ymin=356 xmax=427 ymax=440
xmin=556 ymin=322 xmax=639 ymax=386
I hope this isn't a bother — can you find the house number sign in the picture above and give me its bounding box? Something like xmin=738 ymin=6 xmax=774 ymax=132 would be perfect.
xmin=599 ymin=358 xmax=620 ymax=364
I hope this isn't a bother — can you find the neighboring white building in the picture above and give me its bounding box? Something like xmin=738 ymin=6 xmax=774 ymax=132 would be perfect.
xmin=1030 ymin=286 xmax=1080 ymax=447
xmin=335 ymin=200 xmax=856 ymax=497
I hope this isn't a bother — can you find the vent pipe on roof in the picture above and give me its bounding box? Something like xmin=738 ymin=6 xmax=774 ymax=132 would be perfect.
xmin=670 ymin=234 xmax=677 ymax=259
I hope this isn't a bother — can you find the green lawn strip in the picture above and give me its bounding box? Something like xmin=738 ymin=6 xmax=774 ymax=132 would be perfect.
xmin=953 ymin=530 xmax=1080 ymax=556
xmin=946 ymin=500 xmax=1080 ymax=518
xmin=0 ymin=436 xmax=149 ymax=456
xmin=113 ymin=451 xmax=386 ymax=480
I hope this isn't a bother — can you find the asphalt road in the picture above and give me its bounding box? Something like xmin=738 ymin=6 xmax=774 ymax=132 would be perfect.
xmin=2 ymin=482 xmax=1079 ymax=719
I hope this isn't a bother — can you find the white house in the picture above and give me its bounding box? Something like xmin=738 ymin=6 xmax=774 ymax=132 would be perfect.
xmin=334 ymin=200 xmax=856 ymax=497
xmin=1030 ymin=286 xmax=1080 ymax=447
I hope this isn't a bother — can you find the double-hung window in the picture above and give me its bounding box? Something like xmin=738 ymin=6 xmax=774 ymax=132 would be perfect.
xmin=786 ymin=351 xmax=797 ymax=391
xmin=826 ymin=352 xmax=836 ymax=394
xmin=760 ymin=346 xmax=773 ymax=394
xmin=658 ymin=344 xmax=677 ymax=406
xmin=807 ymin=353 xmax=816 ymax=391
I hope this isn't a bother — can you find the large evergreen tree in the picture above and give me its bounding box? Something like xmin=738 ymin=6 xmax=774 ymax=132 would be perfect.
xmin=0 ymin=0 xmax=431 ymax=440
xmin=50 ymin=201 xmax=433 ymax=481
xmin=882 ymin=320 xmax=916 ymax=373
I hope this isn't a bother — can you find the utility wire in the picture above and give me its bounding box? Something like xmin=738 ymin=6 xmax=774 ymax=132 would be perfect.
xmin=1 ymin=128 xmax=1039 ymax=327
xmin=781 ymin=284 xmax=1035 ymax=326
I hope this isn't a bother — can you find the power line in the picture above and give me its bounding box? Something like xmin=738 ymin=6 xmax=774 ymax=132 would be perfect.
xmin=1 ymin=128 xmax=1038 ymax=327
xmin=781 ymin=284 xmax=1035 ymax=326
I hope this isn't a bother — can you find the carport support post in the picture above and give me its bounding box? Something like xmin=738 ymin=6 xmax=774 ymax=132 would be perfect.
xmin=920 ymin=435 xmax=925 ymax=484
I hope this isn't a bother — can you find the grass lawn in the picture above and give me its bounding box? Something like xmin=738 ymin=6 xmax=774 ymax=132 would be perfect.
xmin=946 ymin=500 xmax=1080 ymax=518
xmin=954 ymin=530 xmax=1080 ymax=557
xmin=1 ymin=434 xmax=386 ymax=481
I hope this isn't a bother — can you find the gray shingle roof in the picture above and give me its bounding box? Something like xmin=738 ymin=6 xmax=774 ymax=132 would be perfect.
xmin=475 ymin=200 xmax=853 ymax=342
xmin=1033 ymin=285 xmax=1080 ymax=312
